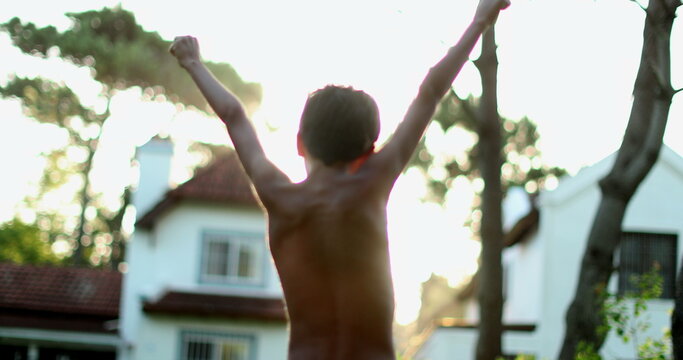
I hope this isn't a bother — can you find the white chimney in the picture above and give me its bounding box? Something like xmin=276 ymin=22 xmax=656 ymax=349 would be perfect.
xmin=133 ymin=137 xmax=174 ymax=219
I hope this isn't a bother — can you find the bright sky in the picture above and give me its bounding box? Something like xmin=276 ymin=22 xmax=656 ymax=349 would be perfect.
xmin=0 ymin=0 xmax=681 ymax=325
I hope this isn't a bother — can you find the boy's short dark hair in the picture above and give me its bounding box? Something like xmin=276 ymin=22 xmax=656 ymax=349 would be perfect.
xmin=299 ymin=85 xmax=380 ymax=166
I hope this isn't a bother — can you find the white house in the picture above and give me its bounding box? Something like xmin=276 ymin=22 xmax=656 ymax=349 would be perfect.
xmin=416 ymin=145 xmax=683 ymax=360
xmin=118 ymin=138 xmax=288 ymax=360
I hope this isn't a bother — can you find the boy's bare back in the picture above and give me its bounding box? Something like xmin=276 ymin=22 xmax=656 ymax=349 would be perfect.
xmin=266 ymin=160 xmax=396 ymax=359
xmin=170 ymin=0 xmax=508 ymax=358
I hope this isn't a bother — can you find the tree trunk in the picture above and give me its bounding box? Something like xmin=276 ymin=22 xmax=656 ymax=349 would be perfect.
xmin=107 ymin=186 xmax=132 ymax=269
xmin=71 ymin=140 xmax=97 ymax=266
xmin=559 ymin=0 xmax=679 ymax=358
xmin=475 ymin=26 xmax=505 ymax=360
xmin=673 ymin=260 xmax=683 ymax=359
xmin=71 ymin=95 xmax=111 ymax=267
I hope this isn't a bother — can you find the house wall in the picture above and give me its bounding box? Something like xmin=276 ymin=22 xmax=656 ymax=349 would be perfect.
xmin=420 ymin=148 xmax=683 ymax=360
xmin=129 ymin=316 xmax=287 ymax=360
xmin=535 ymin=153 xmax=683 ymax=359
xmin=119 ymin=202 xmax=285 ymax=360
xmin=417 ymin=328 xmax=478 ymax=360
xmin=535 ymin=171 xmax=602 ymax=359
xmin=416 ymin=327 xmax=539 ymax=360
xmin=144 ymin=202 xmax=281 ymax=296
xmin=120 ymin=229 xmax=156 ymax=353
xmin=502 ymin=227 xmax=542 ymax=324
xmin=459 ymin=191 xmax=543 ymax=325
xmin=460 ymin=229 xmax=544 ymax=326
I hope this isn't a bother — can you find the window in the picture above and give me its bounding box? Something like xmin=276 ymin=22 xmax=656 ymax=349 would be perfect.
xmin=181 ymin=331 xmax=254 ymax=360
xmin=618 ymin=231 xmax=677 ymax=299
xmin=201 ymin=232 xmax=264 ymax=286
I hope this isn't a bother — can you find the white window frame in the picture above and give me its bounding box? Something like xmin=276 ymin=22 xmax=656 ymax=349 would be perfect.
xmin=200 ymin=231 xmax=265 ymax=286
xmin=179 ymin=330 xmax=255 ymax=360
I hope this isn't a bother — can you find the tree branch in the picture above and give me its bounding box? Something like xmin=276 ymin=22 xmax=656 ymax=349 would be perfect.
xmin=660 ymin=0 xmax=682 ymax=18
xmin=629 ymin=0 xmax=648 ymax=12
xmin=101 ymin=91 xmax=113 ymax=121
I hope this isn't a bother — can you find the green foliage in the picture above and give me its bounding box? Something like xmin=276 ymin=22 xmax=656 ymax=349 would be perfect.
xmin=0 ymin=219 xmax=61 ymax=265
xmin=408 ymin=91 xmax=565 ymax=231
xmin=576 ymin=341 xmax=602 ymax=360
xmin=395 ymin=352 xmax=411 ymax=360
xmin=603 ymin=268 xmax=663 ymax=343
xmin=0 ymin=77 xmax=102 ymax=146
xmin=588 ymin=268 xmax=672 ymax=360
xmin=411 ymin=92 xmax=565 ymax=202
xmin=1 ymin=7 xmax=262 ymax=112
xmin=638 ymin=333 xmax=670 ymax=360
xmin=0 ymin=76 xmax=107 ymax=265
xmin=494 ymin=355 xmax=536 ymax=360
xmin=0 ymin=77 xmax=90 ymax=126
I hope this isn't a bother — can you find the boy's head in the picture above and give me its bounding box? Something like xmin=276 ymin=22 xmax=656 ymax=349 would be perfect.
xmin=298 ymin=85 xmax=380 ymax=166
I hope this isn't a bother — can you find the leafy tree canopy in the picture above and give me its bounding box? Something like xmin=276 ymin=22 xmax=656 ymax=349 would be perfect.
xmin=0 ymin=76 xmax=99 ymax=133
xmin=411 ymin=91 xmax=566 ymax=204
xmin=1 ymin=6 xmax=262 ymax=112
xmin=0 ymin=219 xmax=61 ymax=265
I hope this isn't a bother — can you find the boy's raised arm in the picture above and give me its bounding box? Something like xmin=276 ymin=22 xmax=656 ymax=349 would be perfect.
xmin=376 ymin=0 xmax=509 ymax=179
xmin=170 ymin=36 xmax=289 ymax=199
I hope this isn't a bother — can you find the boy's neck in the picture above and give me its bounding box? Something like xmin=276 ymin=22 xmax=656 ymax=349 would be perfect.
xmin=303 ymin=147 xmax=375 ymax=176
xmin=304 ymin=157 xmax=343 ymax=176
xmin=346 ymin=146 xmax=374 ymax=174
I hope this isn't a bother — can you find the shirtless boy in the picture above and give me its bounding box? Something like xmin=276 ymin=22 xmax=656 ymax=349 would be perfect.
xmin=171 ymin=0 xmax=508 ymax=358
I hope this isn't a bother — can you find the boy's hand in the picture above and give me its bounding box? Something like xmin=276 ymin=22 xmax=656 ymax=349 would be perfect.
xmin=170 ymin=36 xmax=201 ymax=69
xmin=473 ymin=0 xmax=510 ymax=26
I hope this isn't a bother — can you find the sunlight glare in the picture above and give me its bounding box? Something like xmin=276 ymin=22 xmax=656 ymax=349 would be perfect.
xmin=2 ymin=0 xmax=682 ymax=332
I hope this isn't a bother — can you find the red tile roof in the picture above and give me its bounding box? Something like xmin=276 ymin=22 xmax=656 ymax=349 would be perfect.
xmin=0 ymin=263 xmax=121 ymax=317
xmin=0 ymin=263 xmax=121 ymax=333
xmin=137 ymin=152 xmax=261 ymax=229
xmin=143 ymin=290 xmax=287 ymax=322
